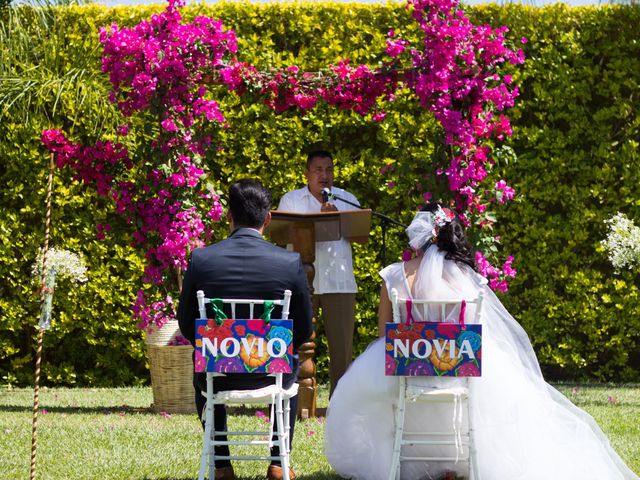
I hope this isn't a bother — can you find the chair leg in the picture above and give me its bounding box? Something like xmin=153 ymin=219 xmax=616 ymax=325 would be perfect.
xmin=199 ymin=395 xmax=214 ymax=480
xmin=199 ymin=418 xmax=209 ymax=480
xmin=389 ymin=378 xmax=406 ymax=480
xmin=209 ymin=404 xmax=216 ymax=480
xmin=468 ymin=395 xmax=480 ymax=480
xmin=283 ymin=397 xmax=291 ymax=456
xmin=274 ymin=393 xmax=290 ymax=480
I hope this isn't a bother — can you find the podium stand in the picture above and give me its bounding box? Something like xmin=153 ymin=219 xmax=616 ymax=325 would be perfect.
xmin=267 ymin=209 xmax=371 ymax=418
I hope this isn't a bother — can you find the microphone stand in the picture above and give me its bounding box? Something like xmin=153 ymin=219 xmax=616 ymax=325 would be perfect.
xmin=372 ymin=211 xmax=406 ymax=266
xmin=326 ymin=191 xmax=406 ymax=265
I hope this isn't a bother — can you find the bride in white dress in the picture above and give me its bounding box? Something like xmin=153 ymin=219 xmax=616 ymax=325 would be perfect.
xmin=325 ymin=204 xmax=638 ymax=480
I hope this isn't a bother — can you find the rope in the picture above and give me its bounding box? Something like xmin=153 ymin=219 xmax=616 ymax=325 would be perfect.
xmin=30 ymin=153 xmax=54 ymax=480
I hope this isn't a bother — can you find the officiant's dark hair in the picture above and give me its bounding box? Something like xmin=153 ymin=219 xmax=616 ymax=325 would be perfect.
xmin=421 ymin=203 xmax=476 ymax=271
xmin=306 ymin=150 xmax=333 ymax=169
xmin=228 ymin=179 xmax=272 ymax=229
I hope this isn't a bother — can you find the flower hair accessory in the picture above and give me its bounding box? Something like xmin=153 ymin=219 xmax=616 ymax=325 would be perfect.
xmin=406 ymin=206 xmax=456 ymax=250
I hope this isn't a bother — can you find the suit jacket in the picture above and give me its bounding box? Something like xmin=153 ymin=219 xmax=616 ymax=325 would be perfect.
xmin=177 ymin=228 xmax=313 ymax=390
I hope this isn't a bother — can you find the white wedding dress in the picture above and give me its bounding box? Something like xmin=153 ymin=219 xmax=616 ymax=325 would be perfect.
xmin=325 ymin=246 xmax=638 ymax=480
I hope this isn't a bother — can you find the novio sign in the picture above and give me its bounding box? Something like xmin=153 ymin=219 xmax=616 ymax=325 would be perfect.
xmin=195 ymin=318 xmax=293 ymax=374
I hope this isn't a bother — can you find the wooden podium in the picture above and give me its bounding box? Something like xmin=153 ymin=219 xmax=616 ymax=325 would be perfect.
xmin=267 ymin=209 xmax=371 ymax=418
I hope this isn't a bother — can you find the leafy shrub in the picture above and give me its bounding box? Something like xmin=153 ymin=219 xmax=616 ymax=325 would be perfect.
xmin=1 ymin=2 xmax=639 ymax=385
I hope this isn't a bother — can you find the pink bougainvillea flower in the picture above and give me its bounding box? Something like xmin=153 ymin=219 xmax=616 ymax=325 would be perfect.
xmin=255 ymin=410 xmax=269 ymax=423
xmin=372 ymin=112 xmax=387 ymax=122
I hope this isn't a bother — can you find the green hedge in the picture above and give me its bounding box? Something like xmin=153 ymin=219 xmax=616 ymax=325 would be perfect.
xmin=0 ymin=2 xmax=638 ymax=386
xmin=477 ymin=4 xmax=640 ymax=380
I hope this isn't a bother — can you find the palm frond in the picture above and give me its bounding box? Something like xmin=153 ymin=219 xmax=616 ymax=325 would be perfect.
xmin=0 ymin=1 xmax=118 ymax=131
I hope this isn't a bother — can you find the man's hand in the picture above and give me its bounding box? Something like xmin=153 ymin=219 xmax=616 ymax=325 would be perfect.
xmin=321 ymin=202 xmax=338 ymax=212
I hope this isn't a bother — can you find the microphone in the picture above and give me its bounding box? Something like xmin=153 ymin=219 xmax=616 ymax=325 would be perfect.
xmin=322 ymin=187 xmax=364 ymax=210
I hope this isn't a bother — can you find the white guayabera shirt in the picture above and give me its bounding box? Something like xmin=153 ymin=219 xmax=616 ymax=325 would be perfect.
xmin=277 ymin=186 xmax=359 ymax=295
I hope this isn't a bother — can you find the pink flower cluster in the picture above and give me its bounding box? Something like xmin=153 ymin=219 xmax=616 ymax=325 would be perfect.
xmin=386 ymin=30 xmax=408 ymax=58
xmin=43 ymin=0 xmax=238 ymax=331
xmin=168 ymin=335 xmax=191 ymax=346
xmin=475 ymin=252 xmax=517 ymax=293
xmin=219 ymin=60 xmax=399 ymax=117
xmin=100 ymin=0 xmax=236 ymax=118
xmin=404 ymin=0 xmax=523 ymax=209
xmin=133 ymin=289 xmax=175 ymax=331
xmin=494 ymin=179 xmax=516 ymax=204
xmin=41 ymin=129 xmax=132 ymax=197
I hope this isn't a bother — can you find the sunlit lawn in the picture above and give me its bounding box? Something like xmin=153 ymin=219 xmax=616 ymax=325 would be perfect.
xmin=1 ymin=383 xmax=638 ymax=479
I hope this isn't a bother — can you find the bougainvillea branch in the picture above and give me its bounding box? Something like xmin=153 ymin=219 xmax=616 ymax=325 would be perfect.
xmin=43 ymin=0 xmax=231 ymax=332
xmin=43 ymin=0 xmax=523 ymax=335
xmin=214 ymin=0 xmax=524 ymax=290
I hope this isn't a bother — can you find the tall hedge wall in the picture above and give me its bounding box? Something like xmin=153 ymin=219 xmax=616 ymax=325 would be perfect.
xmin=0 ymin=2 xmax=638 ymax=386
xmin=478 ymin=4 xmax=640 ymax=381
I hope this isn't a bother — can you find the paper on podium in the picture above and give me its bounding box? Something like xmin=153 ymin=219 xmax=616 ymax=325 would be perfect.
xmin=267 ymin=210 xmax=371 ymax=246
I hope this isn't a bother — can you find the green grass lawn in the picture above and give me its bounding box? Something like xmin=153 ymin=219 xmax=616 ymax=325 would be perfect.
xmin=1 ymin=383 xmax=638 ymax=479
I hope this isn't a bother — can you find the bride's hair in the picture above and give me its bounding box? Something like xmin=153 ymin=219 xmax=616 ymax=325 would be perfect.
xmin=421 ymin=203 xmax=476 ymax=270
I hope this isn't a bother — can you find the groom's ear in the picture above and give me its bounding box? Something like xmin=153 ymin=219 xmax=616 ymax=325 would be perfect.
xmin=226 ymin=210 xmax=234 ymax=231
xmin=263 ymin=211 xmax=272 ymax=229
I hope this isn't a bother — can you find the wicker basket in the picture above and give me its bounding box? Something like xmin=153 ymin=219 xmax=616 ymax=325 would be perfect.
xmin=147 ymin=344 xmax=196 ymax=414
xmin=145 ymin=320 xmax=195 ymax=414
xmin=145 ymin=319 xmax=182 ymax=346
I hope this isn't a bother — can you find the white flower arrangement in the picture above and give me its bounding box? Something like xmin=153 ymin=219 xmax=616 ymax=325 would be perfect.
xmin=33 ymin=248 xmax=88 ymax=283
xmin=602 ymin=213 xmax=640 ymax=271
xmin=33 ymin=248 xmax=87 ymax=330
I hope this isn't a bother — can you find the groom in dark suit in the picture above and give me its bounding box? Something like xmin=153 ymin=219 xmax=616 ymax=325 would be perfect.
xmin=177 ymin=179 xmax=313 ymax=480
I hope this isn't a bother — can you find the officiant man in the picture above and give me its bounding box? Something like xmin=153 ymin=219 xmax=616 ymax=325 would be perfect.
xmin=277 ymin=150 xmax=360 ymax=395
xmin=177 ymin=179 xmax=313 ymax=480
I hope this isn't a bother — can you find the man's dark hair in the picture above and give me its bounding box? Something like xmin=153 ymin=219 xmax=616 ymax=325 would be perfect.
xmin=306 ymin=150 xmax=333 ymax=169
xmin=228 ymin=179 xmax=272 ymax=229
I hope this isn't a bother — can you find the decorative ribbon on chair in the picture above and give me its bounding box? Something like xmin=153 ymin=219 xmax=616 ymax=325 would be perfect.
xmin=260 ymin=300 xmax=274 ymax=323
xmin=459 ymin=299 xmax=467 ymax=330
xmin=210 ymin=298 xmax=226 ymax=326
xmin=405 ymin=299 xmax=414 ymax=325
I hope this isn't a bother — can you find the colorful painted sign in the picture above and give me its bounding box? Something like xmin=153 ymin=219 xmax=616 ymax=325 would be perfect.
xmin=195 ymin=318 xmax=293 ymax=374
xmin=385 ymin=322 xmax=482 ymax=377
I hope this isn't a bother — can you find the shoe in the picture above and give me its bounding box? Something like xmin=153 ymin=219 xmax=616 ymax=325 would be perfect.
xmin=214 ymin=465 xmax=236 ymax=480
xmin=266 ymin=464 xmax=296 ymax=480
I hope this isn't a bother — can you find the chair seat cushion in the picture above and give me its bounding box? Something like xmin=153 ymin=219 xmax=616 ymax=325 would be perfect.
xmin=202 ymin=382 xmax=299 ymax=404
xmin=406 ymin=385 xmax=469 ymax=401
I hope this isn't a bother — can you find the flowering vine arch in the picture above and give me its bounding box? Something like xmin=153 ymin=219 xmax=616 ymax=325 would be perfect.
xmin=42 ymin=0 xmax=523 ymax=332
